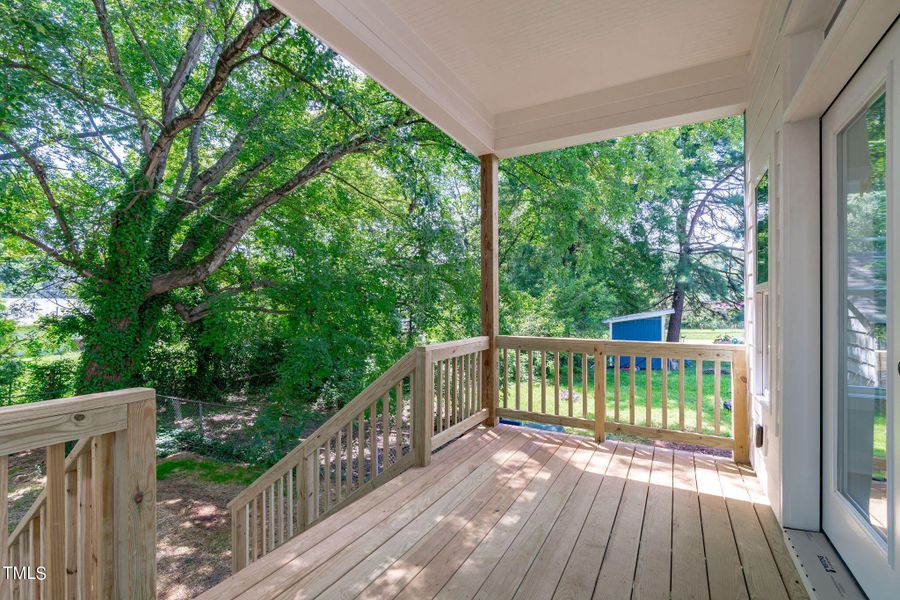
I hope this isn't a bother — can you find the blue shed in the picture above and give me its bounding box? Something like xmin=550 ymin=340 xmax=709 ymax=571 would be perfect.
xmin=604 ymin=309 xmax=674 ymax=370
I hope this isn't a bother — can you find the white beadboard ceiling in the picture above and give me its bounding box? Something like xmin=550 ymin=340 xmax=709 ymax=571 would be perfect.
xmin=273 ymin=0 xmax=767 ymax=156
xmin=384 ymin=0 xmax=763 ymax=113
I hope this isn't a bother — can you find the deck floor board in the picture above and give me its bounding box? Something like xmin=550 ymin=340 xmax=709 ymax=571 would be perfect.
xmin=197 ymin=425 xmax=807 ymax=600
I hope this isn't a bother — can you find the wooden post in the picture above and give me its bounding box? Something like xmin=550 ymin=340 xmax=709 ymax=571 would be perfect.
xmin=480 ymin=153 xmax=500 ymax=427
xmin=113 ymin=395 xmax=156 ymax=599
xmin=413 ymin=348 xmax=434 ymax=466
xmin=45 ymin=443 xmax=65 ymax=600
xmin=732 ymin=349 xmax=750 ymax=463
xmin=232 ymin=505 xmax=248 ymax=573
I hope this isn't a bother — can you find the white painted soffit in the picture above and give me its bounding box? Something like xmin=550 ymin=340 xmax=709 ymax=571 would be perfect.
xmin=273 ymin=0 xmax=760 ymax=157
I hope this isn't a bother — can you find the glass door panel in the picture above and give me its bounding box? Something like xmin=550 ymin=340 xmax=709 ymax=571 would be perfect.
xmin=838 ymin=92 xmax=888 ymax=540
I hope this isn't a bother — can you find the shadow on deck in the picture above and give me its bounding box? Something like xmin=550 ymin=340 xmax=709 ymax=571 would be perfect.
xmin=197 ymin=424 xmax=808 ymax=600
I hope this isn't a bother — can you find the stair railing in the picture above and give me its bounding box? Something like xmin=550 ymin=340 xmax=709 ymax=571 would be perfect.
xmin=228 ymin=337 xmax=489 ymax=572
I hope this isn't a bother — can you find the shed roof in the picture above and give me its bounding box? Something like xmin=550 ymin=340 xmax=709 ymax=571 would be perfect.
xmin=603 ymin=309 xmax=675 ymax=325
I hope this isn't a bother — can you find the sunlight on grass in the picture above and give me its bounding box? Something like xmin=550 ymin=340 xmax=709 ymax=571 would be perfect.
xmin=500 ymin=363 xmax=734 ymax=437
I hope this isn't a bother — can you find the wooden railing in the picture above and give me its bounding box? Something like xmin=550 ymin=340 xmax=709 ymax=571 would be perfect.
xmin=228 ymin=337 xmax=489 ymax=573
xmin=496 ymin=336 xmax=749 ymax=462
xmin=227 ymin=335 xmax=748 ymax=574
xmin=1 ymin=388 xmax=156 ymax=600
xmin=426 ymin=337 xmax=490 ymax=449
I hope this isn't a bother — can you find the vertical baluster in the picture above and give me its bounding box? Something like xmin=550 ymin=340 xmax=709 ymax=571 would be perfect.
xmin=334 ymin=429 xmax=342 ymax=504
xmin=92 ymin=433 xmax=114 ymax=599
xmin=286 ymin=467 xmax=294 ymax=539
xmin=30 ymin=516 xmax=40 ymax=600
xmin=277 ymin=476 xmax=285 ymax=546
xmin=251 ymin=497 xmax=259 ymax=562
xmin=471 ymin=352 xmax=477 ymax=416
xmin=502 ymin=348 xmax=508 ymax=409
xmin=714 ymin=359 xmax=722 ymax=435
xmin=262 ymin=489 xmax=270 ymax=556
xmin=65 ymin=463 xmax=77 ymax=600
xmin=645 ymin=356 xmax=652 ymax=427
xmin=295 ymin=462 xmax=303 ymax=532
xmin=464 ymin=353 xmax=471 ymax=417
xmin=476 ymin=351 xmax=482 ymax=411
xmin=567 ymin=351 xmax=574 ymax=417
xmin=382 ymin=394 xmax=390 ymax=473
xmin=324 ymin=438 xmax=332 ymax=512
xmin=581 ymin=353 xmax=588 ymax=419
xmin=369 ymin=401 xmax=377 ymax=478
xmin=594 ymin=350 xmax=606 ymax=442
xmin=395 ymin=383 xmax=403 ymax=460
xmin=514 ymin=349 xmax=520 ymax=411
xmin=696 ymin=359 xmax=704 ymax=433
xmin=679 ymin=359 xmax=686 ymax=430
xmin=345 ymin=422 xmax=354 ymax=493
xmin=442 ymin=361 xmax=449 ymax=429
xmin=662 ymin=358 xmax=669 ymax=430
xmin=554 ymin=352 xmax=561 ymax=416
xmin=451 ymin=358 xmax=458 ymax=426
xmin=459 ymin=354 xmax=472 ymax=420
xmin=469 ymin=352 xmax=478 ymax=415
xmin=268 ymin=484 xmax=276 ymax=552
xmin=357 ymin=410 xmax=365 ymax=486
xmin=540 ymin=351 xmax=547 ymax=414
xmin=523 ymin=350 xmax=531 ymax=412
xmin=435 ymin=361 xmax=443 ymax=434
xmin=629 ymin=356 xmax=637 ymax=424
xmin=614 ymin=355 xmax=620 ymax=422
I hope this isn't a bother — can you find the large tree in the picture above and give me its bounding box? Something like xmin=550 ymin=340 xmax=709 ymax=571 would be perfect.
xmin=0 ymin=0 xmax=430 ymax=391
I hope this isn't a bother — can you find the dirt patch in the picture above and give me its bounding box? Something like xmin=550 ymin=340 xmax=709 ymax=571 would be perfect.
xmin=156 ymin=452 xmax=249 ymax=600
xmin=6 ymin=448 xmax=46 ymax=530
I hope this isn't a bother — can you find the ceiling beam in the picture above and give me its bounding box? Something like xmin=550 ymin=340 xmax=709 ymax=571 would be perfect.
xmin=493 ymin=55 xmax=750 ymax=157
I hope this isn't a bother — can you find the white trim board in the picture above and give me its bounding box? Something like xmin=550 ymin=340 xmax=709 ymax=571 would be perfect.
xmin=784 ymin=529 xmax=866 ymax=600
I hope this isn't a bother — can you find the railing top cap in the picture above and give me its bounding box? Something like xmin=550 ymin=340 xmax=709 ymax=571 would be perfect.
xmin=0 ymin=387 xmax=155 ymax=422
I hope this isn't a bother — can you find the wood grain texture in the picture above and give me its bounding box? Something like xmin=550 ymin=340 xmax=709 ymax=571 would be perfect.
xmin=480 ymin=154 xmax=500 ymax=427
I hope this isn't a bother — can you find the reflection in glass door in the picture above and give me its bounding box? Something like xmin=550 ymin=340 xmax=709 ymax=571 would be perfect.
xmin=838 ymin=93 xmax=888 ymax=540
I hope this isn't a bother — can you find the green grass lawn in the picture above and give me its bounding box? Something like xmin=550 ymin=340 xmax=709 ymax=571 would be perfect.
xmin=680 ymin=328 xmax=743 ymax=343
xmin=500 ymin=362 xmax=734 ymax=438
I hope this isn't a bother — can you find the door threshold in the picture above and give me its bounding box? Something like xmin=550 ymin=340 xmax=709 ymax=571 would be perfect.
xmin=784 ymin=528 xmax=867 ymax=599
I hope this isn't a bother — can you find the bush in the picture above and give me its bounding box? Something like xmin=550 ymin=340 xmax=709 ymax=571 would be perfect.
xmin=20 ymin=356 xmax=78 ymax=401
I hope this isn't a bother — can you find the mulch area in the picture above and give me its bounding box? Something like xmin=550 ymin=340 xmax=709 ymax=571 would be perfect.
xmin=155 ymin=452 xmax=243 ymax=600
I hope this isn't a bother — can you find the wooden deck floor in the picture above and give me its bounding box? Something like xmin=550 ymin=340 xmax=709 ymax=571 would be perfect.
xmin=199 ymin=425 xmax=809 ymax=600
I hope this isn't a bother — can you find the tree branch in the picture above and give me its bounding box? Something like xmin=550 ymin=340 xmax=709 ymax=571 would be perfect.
xmin=0 ymin=131 xmax=79 ymax=257
xmin=148 ymin=112 xmax=414 ymax=297
xmin=0 ymin=126 xmax=131 ymax=162
xmin=141 ymin=6 xmax=286 ymax=186
xmin=162 ymin=1 xmax=214 ymax=125
xmin=1 ymin=225 xmax=105 ymax=282
xmin=91 ymin=0 xmax=153 ymax=153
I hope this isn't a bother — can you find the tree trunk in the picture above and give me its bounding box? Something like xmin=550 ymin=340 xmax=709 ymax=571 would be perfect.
xmin=78 ymin=295 xmax=163 ymax=392
xmin=666 ymin=281 xmax=686 ymax=342
xmin=78 ymin=184 xmax=162 ymax=392
xmin=666 ymin=244 xmax=690 ymax=343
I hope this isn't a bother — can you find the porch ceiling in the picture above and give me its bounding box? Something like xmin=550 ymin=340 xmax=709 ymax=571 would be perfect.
xmin=272 ymin=0 xmax=765 ymax=157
